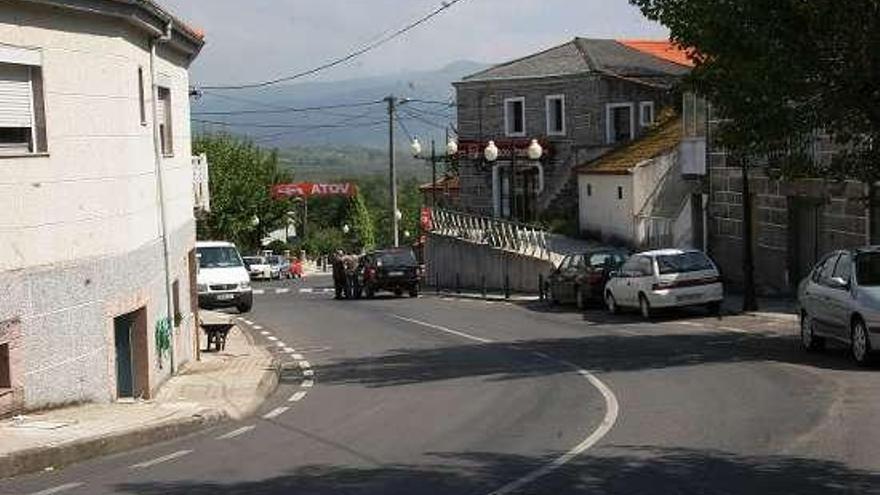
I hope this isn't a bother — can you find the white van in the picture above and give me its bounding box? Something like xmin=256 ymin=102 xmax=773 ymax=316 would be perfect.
xmin=196 ymin=241 xmax=253 ymax=313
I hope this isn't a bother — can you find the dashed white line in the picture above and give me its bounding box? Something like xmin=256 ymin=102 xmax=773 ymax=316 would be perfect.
xmin=253 ymin=325 xmax=264 ymax=330
xmin=299 ymin=288 xmax=313 ymax=293
xmin=217 ymin=425 xmax=256 ymax=440
xmin=283 ymin=347 xmax=296 ymax=353
xmin=301 ymin=379 xmax=314 ymax=388
xmin=302 ymin=369 xmax=315 ymax=377
xmin=252 ymin=289 xmax=266 ymax=295
xmin=28 ymin=483 xmax=85 ymax=495
xmin=267 ymin=336 xmax=278 ymax=341
xmin=391 ymin=315 xmax=493 ymax=344
xmin=276 ymin=341 xmax=286 ymax=347
xmin=260 ymin=330 xmax=270 ymax=336
xmin=298 ymin=360 xmax=311 ymax=369
xmin=262 ymin=406 xmax=290 ymax=419
xmin=130 ymin=450 xmax=193 ymax=469
xmin=291 ymin=353 xmax=304 ymax=360
xmin=276 ymin=288 xmax=290 ymax=294
xmin=288 ymin=391 xmax=308 ymax=402
xmin=243 ymin=319 xmax=254 ymax=325
xmin=721 ymin=326 xmax=749 ymax=334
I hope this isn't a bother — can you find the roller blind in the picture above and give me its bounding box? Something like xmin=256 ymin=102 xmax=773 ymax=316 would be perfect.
xmin=0 ymin=64 xmax=32 ymax=128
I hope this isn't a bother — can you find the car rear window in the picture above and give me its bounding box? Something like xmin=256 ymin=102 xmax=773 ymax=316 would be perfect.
xmin=656 ymin=252 xmax=715 ymax=275
xmin=243 ymin=256 xmax=266 ymax=265
xmin=856 ymin=252 xmax=880 ymax=286
xmin=377 ymin=251 xmax=417 ymax=266
xmin=588 ymin=252 xmax=626 ymax=269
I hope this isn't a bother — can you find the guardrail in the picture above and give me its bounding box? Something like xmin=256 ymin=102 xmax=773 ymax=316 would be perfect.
xmin=429 ymin=208 xmax=551 ymax=261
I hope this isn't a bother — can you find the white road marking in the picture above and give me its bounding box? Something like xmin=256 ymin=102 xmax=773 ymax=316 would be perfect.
xmin=299 ymin=288 xmax=313 ymax=293
xmin=253 ymin=325 xmax=263 ymax=330
xmin=217 ymin=425 xmax=256 ymax=440
xmin=252 ymin=289 xmax=265 ymax=295
xmin=29 ymin=483 xmax=85 ymax=495
xmin=291 ymin=353 xmax=304 ymax=360
xmin=130 ymin=450 xmax=193 ymax=469
xmin=276 ymin=341 xmax=286 ymax=347
xmin=276 ymin=288 xmax=290 ymax=294
xmin=262 ymin=406 xmax=289 ymax=419
xmin=243 ymin=319 xmax=254 ymax=325
xmin=301 ymin=379 xmax=314 ymax=388
xmin=298 ymin=360 xmax=311 ymax=369
xmin=288 ymin=391 xmax=308 ymax=402
xmin=391 ymin=315 xmax=493 ymax=344
xmin=260 ymin=331 xmax=270 ymax=336
xmin=283 ymin=347 xmax=296 ymax=353
xmin=721 ymin=326 xmax=749 ymax=334
xmin=678 ymin=321 xmax=701 ymax=327
xmin=267 ymin=336 xmax=278 ymax=341
xmin=302 ymin=369 xmax=315 ymax=377
xmin=391 ymin=314 xmax=619 ymax=495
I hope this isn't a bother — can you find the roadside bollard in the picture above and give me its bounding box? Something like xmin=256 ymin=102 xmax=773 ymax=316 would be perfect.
xmin=504 ymin=274 xmax=510 ymax=300
xmin=538 ymin=274 xmax=545 ymax=301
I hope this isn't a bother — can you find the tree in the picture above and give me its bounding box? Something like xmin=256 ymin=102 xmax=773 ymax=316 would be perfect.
xmin=629 ymin=0 xmax=880 ymax=309
xmin=347 ymin=193 xmax=376 ymax=252
xmin=194 ymin=133 xmax=295 ymax=253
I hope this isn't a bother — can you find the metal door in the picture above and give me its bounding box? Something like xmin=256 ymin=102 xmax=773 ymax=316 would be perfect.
xmin=114 ymin=313 xmax=134 ymax=398
xmin=790 ymin=199 xmax=822 ymax=289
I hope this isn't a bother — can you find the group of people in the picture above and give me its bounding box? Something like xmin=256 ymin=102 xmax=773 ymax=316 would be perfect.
xmin=331 ymin=249 xmax=360 ymax=299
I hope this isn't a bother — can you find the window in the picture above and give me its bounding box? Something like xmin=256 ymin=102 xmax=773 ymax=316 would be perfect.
xmin=137 ymin=67 xmax=146 ymax=125
xmin=197 ymin=246 xmax=244 ymax=268
xmin=0 ymin=343 xmax=9 ymax=389
xmin=639 ymin=101 xmax=655 ymax=127
xmin=0 ymin=58 xmax=47 ymax=155
xmin=606 ymin=103 xmax=634 ymax=144
xmin=617 ymin=186 xmax=624 ymax=200
xmin=656 ymin=252 xmax=715 ymax=275
xmin=856 ymin=252 xmax=880 ymax=286
xmin=819 ymin=254 xmax=840 ymax=285
xmin=545 ymin=95 xmax=565 ymax=135
xmin=171 ymin=279 xmax=181 ymax=327
xmin=832 ymin=253 xmax=852 ymax=283
xmin=504 ymin=97 xmax=525 ymax=136
xmin=683 ymin=91 xmax=708 ymax=138
xmin=157 ymin=86 xmax=173 ymax=155
xmin=636 ymin=257 xmax=654 ymax=276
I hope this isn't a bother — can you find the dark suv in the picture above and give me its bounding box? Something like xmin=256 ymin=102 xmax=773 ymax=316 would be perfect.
xmin=358 ymin=248 xmax=420 ymax=298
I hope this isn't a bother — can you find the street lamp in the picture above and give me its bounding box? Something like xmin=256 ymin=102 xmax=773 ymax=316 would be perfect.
xmin=484 ymin=138 xmax=543 ymax=222
xmin=413 ymin=136 xmax=459 ymax=208
xmin=342 ymin=224 xmax=350 ymax=235
xmin=394 ymin=209 xmax=402 ymax=221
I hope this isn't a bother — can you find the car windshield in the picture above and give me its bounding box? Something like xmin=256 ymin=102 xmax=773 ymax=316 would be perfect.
xmin=656 ymin=252 xmax=715 ymax=275
xmin=856 ymin=252 xmax=880 ymax=286
xmin=243 ymin=256 xmax=266 ymax=265
xmin=198 ymin=247 xmax=243 ymax=269
xmin=588 ymin=252 xmax=627 ymax=269
xmin=376 ymin=251 xmax=417 ymax=267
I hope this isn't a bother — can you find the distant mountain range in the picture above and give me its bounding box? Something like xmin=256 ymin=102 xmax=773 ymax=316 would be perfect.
xmin=192 ymin=60 xmax=489 ymax=150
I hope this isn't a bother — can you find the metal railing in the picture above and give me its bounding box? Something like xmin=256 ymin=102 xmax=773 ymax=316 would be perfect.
xmin=429 ymin=208 xmax=551 ymax=261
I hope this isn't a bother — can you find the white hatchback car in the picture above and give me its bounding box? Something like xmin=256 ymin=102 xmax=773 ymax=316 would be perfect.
xmin=604 ymin=249 xmax=724 ymax=319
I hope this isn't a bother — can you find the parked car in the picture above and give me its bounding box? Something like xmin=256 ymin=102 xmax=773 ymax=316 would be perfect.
xmin=196 ymin=241 xmax=253 ymax=313
xmin=604 ymin=249 xmax=723 ymax=319
xmin=547 ymin=248 xmax=629 ymax=308
xmin=268 ymin=255 xmax=291 ymax=279
xmin=797 ymin=247 xmax=880 ymax=365
xmin=242 ymin=255 xmax=278 ymax=280
xmin=358 ymin=248 xmax=420 ymax=298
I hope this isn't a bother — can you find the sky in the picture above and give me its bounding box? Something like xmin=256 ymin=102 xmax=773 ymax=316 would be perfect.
xmin=157 ymin=0 xmax=668 ymax=88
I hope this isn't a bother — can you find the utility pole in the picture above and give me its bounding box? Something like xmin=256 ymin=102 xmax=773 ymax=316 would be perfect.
xmin=386 ymin=95 xmax=399 ymax=247
xmin=431 ymin=139 xmax=437 ymax=208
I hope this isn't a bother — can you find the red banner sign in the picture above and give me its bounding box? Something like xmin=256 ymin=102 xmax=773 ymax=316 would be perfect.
xmin=272 ymin=182 xmax=357 ymax=199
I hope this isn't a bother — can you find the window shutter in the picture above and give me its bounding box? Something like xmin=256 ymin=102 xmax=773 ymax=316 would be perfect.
xmin=0 ymin=64 xmax=32 ymax=128
xmin=156 ymin=91 xmax=167 ymax=127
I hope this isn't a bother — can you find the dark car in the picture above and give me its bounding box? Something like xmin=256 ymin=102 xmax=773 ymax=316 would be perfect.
xmin=546 ymin=248 xmax=629 ymax=309
xmin=358 ymin=248 xmax=420 ymax=298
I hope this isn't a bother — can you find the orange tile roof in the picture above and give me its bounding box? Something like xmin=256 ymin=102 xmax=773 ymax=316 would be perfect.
xmin=617 ymin=40 xmax=693 ymax=67
xmin=419 ymin=175 xmax=460 ymax=191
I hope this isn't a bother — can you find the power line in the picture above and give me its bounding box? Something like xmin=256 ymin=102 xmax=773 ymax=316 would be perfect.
xmin=399 ymin=108 xmax=451 ymax=131
xmin=394 ymin=109 xmax=416 ymax=142
xmin=192 ymin=118 xmax=387 ymax=129
xmin=193 ymin=97 xmax=385 ymax=116
xmin=199 ymin=0 xmax=467 ymax=91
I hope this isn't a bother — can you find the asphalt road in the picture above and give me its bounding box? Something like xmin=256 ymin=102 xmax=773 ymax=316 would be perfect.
xmin=4 ymin=274 xmax=880 ymax=494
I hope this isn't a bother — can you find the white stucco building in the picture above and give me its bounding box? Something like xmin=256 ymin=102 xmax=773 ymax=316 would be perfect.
xmin=577 ymin=118 xmax=702 ymax=250
xmin=0 ymin=0 xmax=204 ymax=416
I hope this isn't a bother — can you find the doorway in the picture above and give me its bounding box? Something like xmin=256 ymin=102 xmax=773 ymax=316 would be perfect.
xmin=113 ymin=308 xmax=148 ymax=399
xmin=789 ymin=198 xmax=822 ymax=288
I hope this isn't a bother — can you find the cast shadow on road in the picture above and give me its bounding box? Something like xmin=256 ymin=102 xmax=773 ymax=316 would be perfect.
xmin=112 ymin=445 xmax=880 ymax=495
xmin=279 ymin=327 xmax=875 ymax=389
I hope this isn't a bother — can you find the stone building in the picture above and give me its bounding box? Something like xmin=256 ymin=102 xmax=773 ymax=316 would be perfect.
xmin=452 ymin=38 xmax=692 ymax=226
xmin=0 ymin=0 xmax=204 ymax=416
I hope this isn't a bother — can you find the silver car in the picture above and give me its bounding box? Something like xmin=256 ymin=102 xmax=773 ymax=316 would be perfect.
xmin=797 ymin=247 xmax=880 ymax=365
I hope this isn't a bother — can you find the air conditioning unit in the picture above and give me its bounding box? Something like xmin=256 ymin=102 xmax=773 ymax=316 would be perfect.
xmin=680 ymin=137 xmax=707 ymax=176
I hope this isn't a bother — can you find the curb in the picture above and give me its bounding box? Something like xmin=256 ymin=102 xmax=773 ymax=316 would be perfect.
xmin=430 ymin=291 xmax=539 ymax=303
xmin=0 ymin=408 xmax=227 ymax=480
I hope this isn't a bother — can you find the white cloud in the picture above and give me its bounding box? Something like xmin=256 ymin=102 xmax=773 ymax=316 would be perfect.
xmin=158 ymin=0 xmax=667 ymax=86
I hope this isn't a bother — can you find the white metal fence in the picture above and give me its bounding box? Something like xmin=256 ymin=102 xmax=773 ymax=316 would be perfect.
xmin=429 ymin=208 xmax=552 ymax=261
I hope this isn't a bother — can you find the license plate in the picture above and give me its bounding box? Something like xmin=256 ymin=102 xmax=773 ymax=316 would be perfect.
xmin=217 ymin=294 xmax=235 ymax=301
xmin=677 ymin=293 xmax=702 ymax=302
xmin=389 ymin=271 xmax=404 ymax=276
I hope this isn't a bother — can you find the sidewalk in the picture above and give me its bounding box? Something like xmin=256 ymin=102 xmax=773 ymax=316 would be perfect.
xmin=722 ymin=294 xmax=798 ymax=323
xmin=0 ymin=312 xmax=279 ymax=479
xmin=432 ymin=288 xmax=539 ymax=303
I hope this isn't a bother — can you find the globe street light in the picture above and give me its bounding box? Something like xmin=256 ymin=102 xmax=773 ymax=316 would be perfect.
xmin=342 ymin=224 xmax=350 ymax=235
xmin=413 ymin=136 xmax=459 ymax=208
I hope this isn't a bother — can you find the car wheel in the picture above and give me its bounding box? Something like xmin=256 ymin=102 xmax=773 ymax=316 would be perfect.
xmin=409 ymin=286 xmax=419 ymax=298
xmin=639 ymin=294 xmax=652 ymax=320
xmin=237 ymin=301 xmax=252 ymax=313
xmin=605 ymin=291 xmax=619 ymax=315
xmin=800 ymin=311 xmax=825 ymax=351
xmin=852 ymin=317 xmax=874 ymax=366
xmin=394 ymin=288 xmax=403 ymax=297
xmin=366 ymin=286 xmax=375 ymax=299
xmin=575 ymin=286 xmax=585 ymax=310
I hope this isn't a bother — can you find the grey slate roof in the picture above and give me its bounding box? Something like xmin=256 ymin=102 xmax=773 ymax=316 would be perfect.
xmin=461 ymin=38 xmax=689 ymax=83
